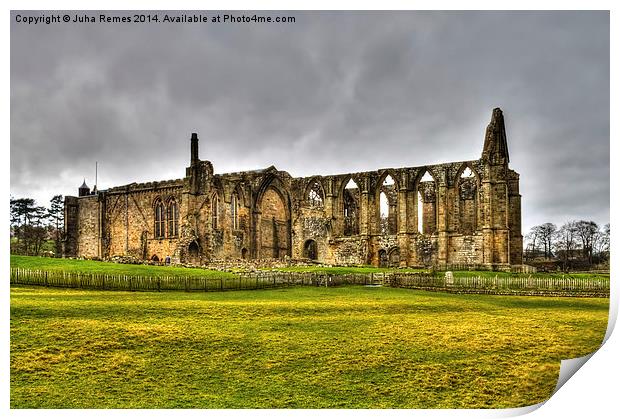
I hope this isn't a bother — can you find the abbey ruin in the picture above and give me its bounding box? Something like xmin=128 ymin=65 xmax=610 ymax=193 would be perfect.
xmin=64 ymin=108 xmax=523 ymax=270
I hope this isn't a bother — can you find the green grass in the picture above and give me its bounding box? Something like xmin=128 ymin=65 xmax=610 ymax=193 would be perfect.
xmin=10 ymin=255 xmax=237 ymax=279
xmin=10 ymin=285 xmax=608 ymax=408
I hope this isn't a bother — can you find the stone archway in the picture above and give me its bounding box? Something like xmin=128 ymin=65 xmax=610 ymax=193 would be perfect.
xmin=304 ymin=239 xmax=318 ymax=260
xmin=378 ymin=249 xmax=388 ymax=267
xmin=258 ymin=187 xmax=290 ymax=259
xmin=187 ymin=240 xmax=200 ymax=265
xmin=388 ymin=247 xmax=400 ymax=268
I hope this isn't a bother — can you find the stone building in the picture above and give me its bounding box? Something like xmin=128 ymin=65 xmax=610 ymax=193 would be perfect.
xmin=64 ymin=108 xmax=523 ymax=270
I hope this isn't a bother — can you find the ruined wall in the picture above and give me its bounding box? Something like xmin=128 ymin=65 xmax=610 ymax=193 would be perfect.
xmin=66 ymin=108 xmax=523 ymax=270
xmin=101 ymin=181 xmax=184 ymax=262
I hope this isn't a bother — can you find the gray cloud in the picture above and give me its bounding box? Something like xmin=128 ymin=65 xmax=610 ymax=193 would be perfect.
xmin=10 ymin=10 xmax=609 ymax=232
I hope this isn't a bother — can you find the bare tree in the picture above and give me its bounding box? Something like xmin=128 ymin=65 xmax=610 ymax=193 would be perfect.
xmin=537 ymin=223 xmax=557 ymax=259
xmin=524 ymin=230 xmax=538 ymax=261
xmin=555 ymin=221 xmax=578 ymax=272
xmin=575 ymin=220 xmax=599 ymax=265
xmin=592 ymin=223 xmax=610 ymax=264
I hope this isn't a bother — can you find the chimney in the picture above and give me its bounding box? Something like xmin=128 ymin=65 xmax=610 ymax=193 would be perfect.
xmin=190 ymin=132 xmax=199 ymax=165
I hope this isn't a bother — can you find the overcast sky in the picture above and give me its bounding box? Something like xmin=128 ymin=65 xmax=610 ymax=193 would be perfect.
xmin=10 ymin=10 xmax=609 ymax=233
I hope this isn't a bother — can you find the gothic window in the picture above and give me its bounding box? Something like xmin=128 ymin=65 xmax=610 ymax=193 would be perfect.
xmin=417 ymin=170 xmax=437 ymax=234
xmin=211 ymin=194 xmax=219 ymax=230
xmin=307 ymin=181 xmax=324 ymax=207
xmin=166 ymin=198 xmax=178 ymax=237
xmin=154 ymin=199 xmax=165 ymax=239
xmin=458 ymin=166 xmax=478 ymax=235
xmin=343 ymin=178 xmax=360 ymax=236
xmin=231 ymin=193 xmax=239 ymax=230
xmin=378 ymin=174 xmax=397 ymax=235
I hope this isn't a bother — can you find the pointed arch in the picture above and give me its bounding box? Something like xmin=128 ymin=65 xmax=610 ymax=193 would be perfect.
xmin=153 ymin=197 xmax=165 ymax=239
xmin=231 ymin=191 xmax=239 ymax=230
xmin=340 ymin=176 xmax=361 ymax=236
xmin=231 ymin=182 xmax=248 ymax=208
xmin=455 ymin=163 xmax=480 ymax=235
xmin=166 ymin=197 xmax=178 ymax=237
xmin=305 ymin=177 xmax=325 ymax=207
xmin=376 ymin=171 xmax=399 ymax=235
xmin=254 ymin=174 xmax=292 ymax=259
xmin=413 ymin=168 xmax=438 ymax=235
xmin=454 ymin=162 xmax=481 ymax=185
xmin=211 ymin=192 xmax=220 ymax=230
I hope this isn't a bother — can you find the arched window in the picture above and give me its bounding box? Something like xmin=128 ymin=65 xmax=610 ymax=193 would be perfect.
xmin=458 ymin=167 xmax=478 ymax=235
xmin=307 ymin=181 xmax=324 ymax=207
xmin=378 ymin=174 xmax=397 ymax=235
xmin=211 ymin=194 xmax=219 ymax=230
xmin=231 ymin=193 xmax=239 ymax=230
xmin=166 ymin=198 xmax=178 ymax=237
xmin=154 ymin=200 xmax=165 ymax=239
xmin=343 ymin=178 xmax=360 ymax=236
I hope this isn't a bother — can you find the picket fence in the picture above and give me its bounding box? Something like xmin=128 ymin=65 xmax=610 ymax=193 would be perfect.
xmin=9 ymin=268 xmax=383 ymax=292
xmin=9 ymin=268 xmax=609 ymax=297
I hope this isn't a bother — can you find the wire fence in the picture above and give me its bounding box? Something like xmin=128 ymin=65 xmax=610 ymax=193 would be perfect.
xmin=10 ymin=268 xmax=609 ymax=297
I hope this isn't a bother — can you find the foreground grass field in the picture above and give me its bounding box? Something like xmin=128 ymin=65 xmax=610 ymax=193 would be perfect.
xmin=10 ymin=285 xmax=608 ymax=408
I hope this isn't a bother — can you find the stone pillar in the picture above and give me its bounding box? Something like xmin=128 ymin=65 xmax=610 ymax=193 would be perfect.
xmin=436 ymin=174 xmax=449 ymax=267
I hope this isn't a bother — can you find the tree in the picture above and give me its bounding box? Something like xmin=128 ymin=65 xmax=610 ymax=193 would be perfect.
xmin=525 ymin=223 xmax=556 ymax=260
xmin=524 ymin=230 xmax=538 ymax=261
xmin=10 ymin=197 xmax=37 ymax=254
xmin=48 ymin=195 xmax=64 ymax=257
xmin=27 ymin=205 xmax=49 ymax=256
xmin=555 ymin=221 xmax=578 ymax=272
xmin=592 ymin=223 xmax=610 ymax=264
xmin=575 ymin=220 xmax=599 ymax=265
xmin=536 ymin=223 xmax=557 ymax=259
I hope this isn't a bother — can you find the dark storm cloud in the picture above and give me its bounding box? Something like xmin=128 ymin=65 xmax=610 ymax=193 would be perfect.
xmin=10 ymin=10 xmax=609 ymax=231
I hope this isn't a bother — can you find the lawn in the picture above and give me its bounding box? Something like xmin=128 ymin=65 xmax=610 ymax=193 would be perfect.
xmin=10 ymin=255 xmax=237 ymax=279
xmin=10 ymin=285 xmax=609 ymax=408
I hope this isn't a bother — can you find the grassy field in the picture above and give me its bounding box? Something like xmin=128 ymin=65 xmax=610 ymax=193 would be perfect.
xmin=10 ymin=285 xmax=609 ymax=408
xmin=10 ymin=255 xmax=237 ymax=279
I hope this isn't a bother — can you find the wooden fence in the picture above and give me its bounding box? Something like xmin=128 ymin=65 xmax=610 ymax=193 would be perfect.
xmin=9 ymin=268 xmax=609 ymax=297
xmin=9 ymin=268 xmax=385 ymax=292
